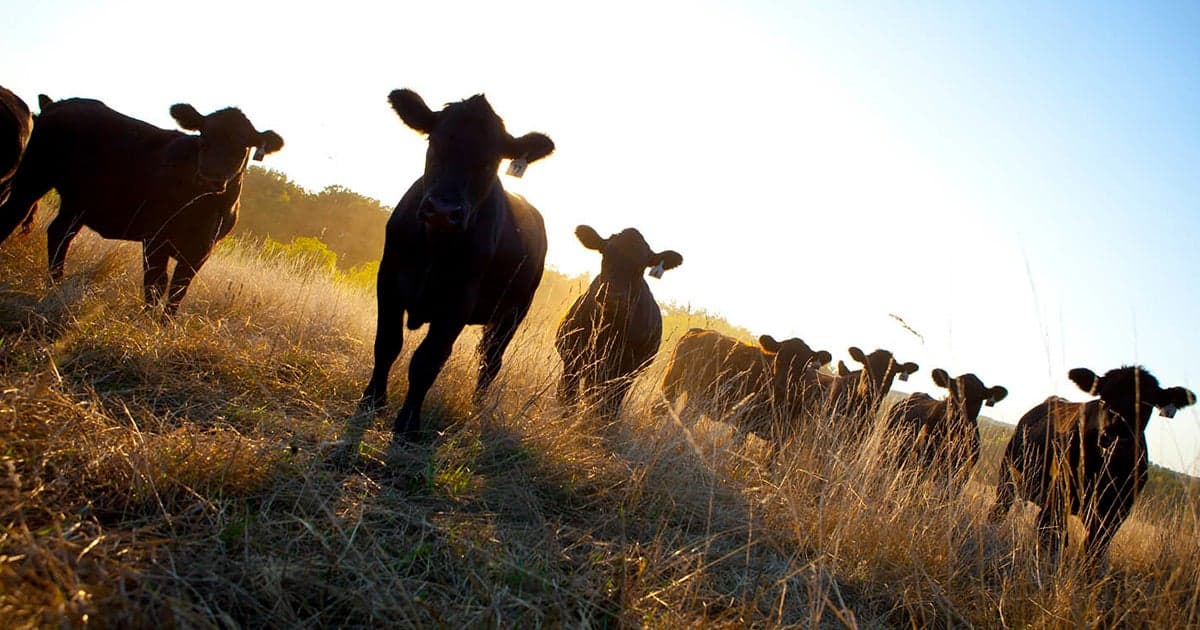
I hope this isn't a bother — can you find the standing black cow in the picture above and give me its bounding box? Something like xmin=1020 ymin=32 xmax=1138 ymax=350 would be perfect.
xmin=555 ymin=225 xmax=681 ymax=418
xmin=360 ymin=89 xmax=554 ymax=441
xmin=0 ymin=86 xmax=32 ymax=205
xmin=989 ymin=366 xmax=1195 ymax=563
xmin=0 ymin=96 xmax=283 ymax=313
xmin=885 ymin=369 xmax=1007 ymax=493
xmin=660 ymin=330 xmax=832 ymax=428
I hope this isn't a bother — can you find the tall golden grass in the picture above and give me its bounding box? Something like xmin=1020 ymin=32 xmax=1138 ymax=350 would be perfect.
xmin=1 ymin=218 xmax=1198 ymax=628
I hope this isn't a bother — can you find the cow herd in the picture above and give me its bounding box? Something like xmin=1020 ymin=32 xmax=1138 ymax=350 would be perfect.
xmin=0 ymin=85 xmax=1194 ymax=566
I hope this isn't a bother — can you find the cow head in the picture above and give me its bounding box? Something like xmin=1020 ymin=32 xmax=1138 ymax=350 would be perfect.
xmin=760 ymin=334 xmax=832 ymax=409
xmin=847 ymin=346 xmax=919 ymax=400
xmin=170 ymin=104 xmax=283 ymax=194
xmin=389 ymin=89 xmax=554 ymax=233
xmin=931 ymin=369 xmax=1007 ymax=423
xmin=576 ymin=225 xmax=682 ymax=280
xmin=1069 ymin=366 xmax=1196 ymax=428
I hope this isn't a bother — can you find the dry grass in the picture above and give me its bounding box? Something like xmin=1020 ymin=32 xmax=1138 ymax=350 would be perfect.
xmin=1 ymin=222 xmax=1199 ymax=628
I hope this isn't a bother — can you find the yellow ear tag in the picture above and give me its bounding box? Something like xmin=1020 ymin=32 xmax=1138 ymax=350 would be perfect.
xmin=506 ymin=157 xmax=528 ymax=178
xmin=649 ymin=261 xmax=665 ymax=278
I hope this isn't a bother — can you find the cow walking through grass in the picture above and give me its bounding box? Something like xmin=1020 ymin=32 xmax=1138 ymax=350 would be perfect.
xmin=360 ymin=89 xmax=554 ymax=441
xmin=555 ymin=225 xmax=681 ymax=419
xmin=989 ymin=365 xmax=1195 ymax=564
xmin=0 ymin=95 xmax=283 ymax=313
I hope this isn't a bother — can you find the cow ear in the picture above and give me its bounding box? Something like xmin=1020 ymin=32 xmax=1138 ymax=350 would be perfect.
xmin=255 ymin=130 xmax=285 ymax=154
xmin=649 ymin=250 xmax=683 ymax=271
xmin=1159 ymin=386 xmax=1196 ymax=408
xmin=389 ymin=89 xmax=438 ymax=134
xmin=759 ymin=335 xmax=781 ymax=352
xmin=932 ymin=368 xmax=951 ymax=388
xmin=848 ymin=346 xmax=866 ymax=364
xmin=989 ymin=386 xmax=1009 ymax=403
xmin=170 ymin=103 xmax=205 ymax=131
xmin=575 ymin=225 xmax=606 ymax=251
xmin=813 ymin=350 xmax=833 ymax=368
xmin=1068 ymin=368 xmax=1100 ymax=394
xmin=504 ymin=132 xmax=555 ymax=163
xmin=901 ymin=362 xmax=920 ymax=376
xmin=837 ymin=360 xmax=851 ymax=376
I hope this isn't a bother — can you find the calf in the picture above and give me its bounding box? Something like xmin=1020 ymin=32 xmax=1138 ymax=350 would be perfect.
xmin=0 ymin=95 xmax=283 ymax=313
xmin=885 ymin=369 xmax=1007 ymax=493
xmin=660 ymin=328 xmax=831 ymax=435
xmin=360 ymin=89 xmax=554 ymax=441
xmin=989 ymin=366 xmax=1195 ymax=562
xmin=555 ymin=225 xmax=681 ymax=418
xmin=0 ymin=86 xmax=32 ymax=205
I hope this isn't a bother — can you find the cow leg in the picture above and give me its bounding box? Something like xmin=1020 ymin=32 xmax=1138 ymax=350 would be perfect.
xmin=393 ymin=319 xmax=466 ymax=440
xmin=46 ymin=212 xmax=81 ymax=282
xmin=1082 ymin=496 xmax=1130 ymax=568
xmin=1035 ymin=503 xmax=1067 ymax=565
xmin=558 ymin=357 xmax=583 ymax=408
xmin=474 ymin=307 xmax=526 ymax=403
xmin=0 ymin=155 xmax=51 ymax=242
xmin=163 ymin=249 xmax=211 ymax=316
xmin=600 ymin=376 xmax=635 ymax=421
xmin=142 ymin=240 xmax=171 ymax=307
xmin=361 ymin=274 xmax=404 ymax=411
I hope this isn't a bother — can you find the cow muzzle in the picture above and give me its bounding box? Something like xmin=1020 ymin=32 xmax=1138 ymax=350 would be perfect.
xmin=418 ymin=195 xmax=467 ymax=232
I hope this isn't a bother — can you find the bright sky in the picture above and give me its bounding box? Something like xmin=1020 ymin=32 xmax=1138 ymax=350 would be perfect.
xmin=4 ymin=1 xmax=1199 ymax=472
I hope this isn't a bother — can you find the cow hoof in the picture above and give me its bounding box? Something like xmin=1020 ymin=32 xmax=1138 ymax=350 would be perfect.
xmin=324 ymin=440 xmax=361 ymax=468
xmin=391 ymin=428 xmax=421 ymax=446
xmin=358 ymin=392 xmax=386 ymax=412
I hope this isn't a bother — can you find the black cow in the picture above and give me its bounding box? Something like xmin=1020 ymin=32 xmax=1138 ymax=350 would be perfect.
xmin=555 ymin=225 xmax=681 ymax=418
xmin=0 ymin=95 xmax=283 ymax=313
xmin=660 ymin=329 xmax=832 ymax=433
xmin=360 ymin=89 xmax=554 ymax=441
xmin=0 ymin=86 xmax=32 ymax=205
xmin=989 ymin=366 xmax=1195 ymax=562
xmin=885 ymin=369 xmax=1007 ymax=492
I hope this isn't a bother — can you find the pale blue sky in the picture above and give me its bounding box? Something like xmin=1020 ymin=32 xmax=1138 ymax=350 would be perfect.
xmin=3 ymin=1 xmax=1198 ymax=471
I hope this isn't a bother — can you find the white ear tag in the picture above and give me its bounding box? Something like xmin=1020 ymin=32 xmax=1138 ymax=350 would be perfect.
xmin=898 ymin=372 xmax=909 ymax=382
xmin=506 ymin=157 xmax=528 ymax=178
xmin=1160 ymin=404 xmax=1178 ymax=418
xmin=649 ymin=261 xmax=665 ymax=278
xmin=253 ymin=144 xmax=267 ymax=161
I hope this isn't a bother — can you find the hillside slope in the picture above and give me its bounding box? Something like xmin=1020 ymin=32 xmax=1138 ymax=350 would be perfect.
xmin=0 ymin=194 xmax=1198 ymax=627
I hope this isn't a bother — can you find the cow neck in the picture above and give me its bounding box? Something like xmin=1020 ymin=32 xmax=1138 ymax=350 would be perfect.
xmin=592 ymin=268 xmax=645 ymax=299
xmin=950 ymin=392 xmax=983 ymax=426
xmin=1095 ymin=399 xmax=1149 ymax=439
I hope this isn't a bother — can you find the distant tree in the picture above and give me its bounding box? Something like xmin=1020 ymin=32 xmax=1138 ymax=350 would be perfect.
xmin=235 ymin=167 xmax=390 ymax=270
xmin=263 ymin=235 xmax=338 ymax=276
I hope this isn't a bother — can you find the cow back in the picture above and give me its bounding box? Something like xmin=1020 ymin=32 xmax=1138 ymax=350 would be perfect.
xmin=662 ymin=330 xmax=770 ymax=410
xmin=23 ymin=98 xmax=237 ymax=242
